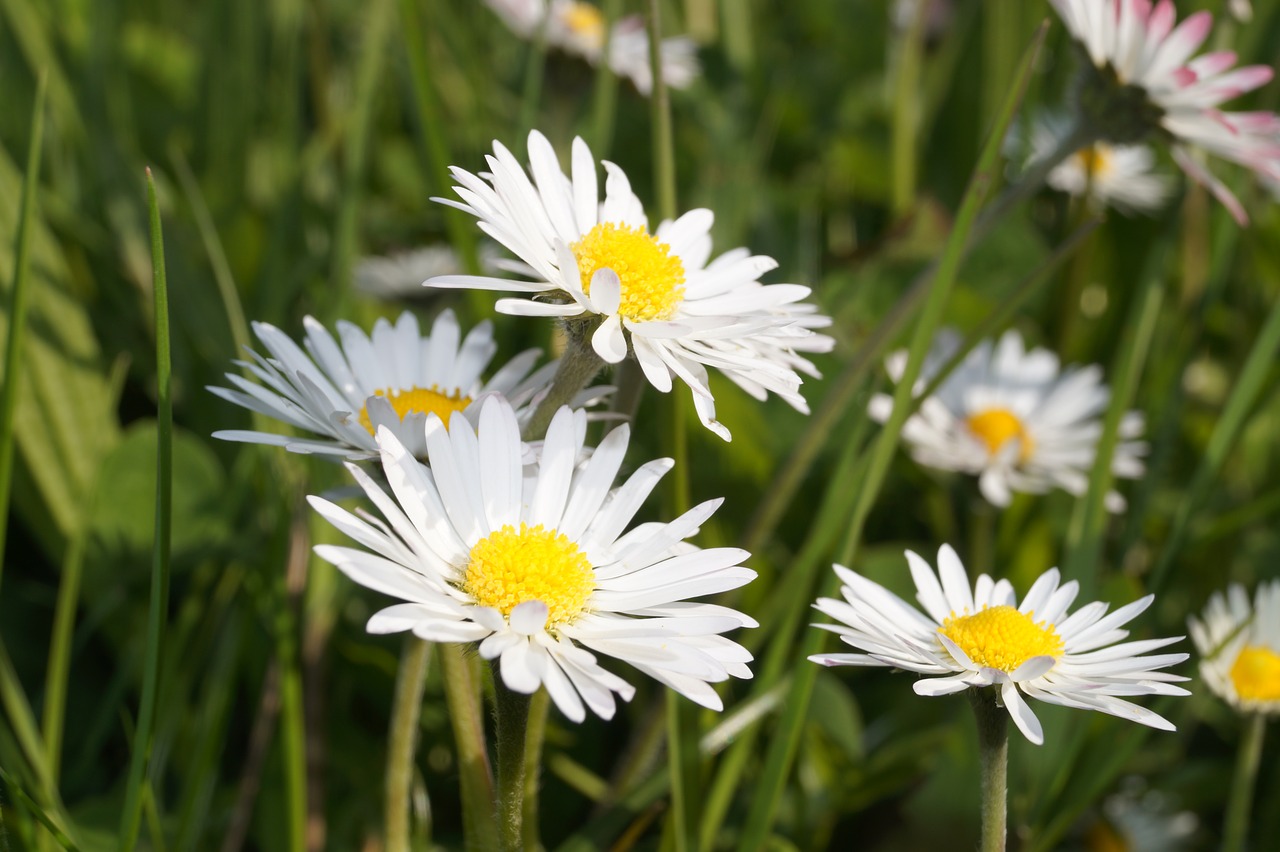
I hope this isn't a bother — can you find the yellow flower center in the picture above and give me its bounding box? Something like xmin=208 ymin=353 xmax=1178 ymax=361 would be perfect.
xmin=965 ymin=408 xmax=1034 ymax=462
xmin=571 ymin=222 xmax=686 ymax=322
xmin=1074 ymin=145 xmax=1114 ymax=180
xmin=939 ymin=605 xmax=1064 ymax=673
xmin=1229 ymin=645 xmax=1280 ymax=702
xmin=463 ymin=523 xmax=595 ymax=626
xmin=562 ymin=1 xmax=606 ymax=43
xmin=357 ymin=385 xmax=471 ymax=435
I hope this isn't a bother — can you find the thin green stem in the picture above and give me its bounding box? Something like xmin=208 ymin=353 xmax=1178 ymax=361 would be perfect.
xmin=384 ymin=638 xmax=432 ymax=852
xmin=41 ymin=520 xmax=86 ymax=785
xmin=118 ymin=167 xmax=174 ymax=850
xmin=522 ymin=689 xmax=550 ymax=851
xmin=648 ymin=0 xmax=676 ymax=223
xmin=590 ymin=0 xmax=622 ymax=157
xmin=1223 ymin=713 xmax=1267 ymax=852
xmin=518 ymin=14 xmax=551 ymax=139
xmin=890 ymin=0 xmax=926 ymax=216
xmin=399 ymin=0 xmax=482 ymax=276
xmin=494 ymin=679 xmax=533 ymax=852
xmin=439 ymin=644 xmax=498 ymax=851
xmin=0 ymin=72 xmax=46 ymax=599
xmin=523 ymin=329 xmax=606 ymax=441
xmin=969 ymin=688 xmax=1009 ymax=852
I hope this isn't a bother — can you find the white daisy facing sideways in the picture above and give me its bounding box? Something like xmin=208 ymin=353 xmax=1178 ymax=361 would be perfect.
xmin=1189 ymin=581 xmax=1280 ymax=715
xmin=482 ymin=0 xmax=699 ymax=94
xmin=428 ymin=130 xmax=834 ymax=441
xmin=210 ymin=309 xmax=606 ymax=460
xmin=1050 ymin=0 xmax=1280 ymax=224
xmin=869 ymin=329 xmax=1146 ymax=510
xmin=809 ymin=545 xmax=1190 ymax=745
xmin=1032 ymin=117 xmax=1171 ymax=214
xmin=308 ymin=397 xmax=757 ymax=721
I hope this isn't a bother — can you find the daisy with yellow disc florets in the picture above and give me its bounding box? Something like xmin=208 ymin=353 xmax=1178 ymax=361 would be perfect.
xmin=810 ymin=545 xmax=1189 ymax=744
xmin=309 ymin=396 xmax=757 ymax=721
xmin=210 ymin=310 xmax=607 ymax=460
xmin=428 ymin=130 xmax=833 ymax=441
xmin=1190 ymin=581 xmax=1280 ymax=715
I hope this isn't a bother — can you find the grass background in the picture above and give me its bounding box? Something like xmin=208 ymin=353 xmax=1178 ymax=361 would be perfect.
xmin=3 ymin=0 xmax=1280 ymax=848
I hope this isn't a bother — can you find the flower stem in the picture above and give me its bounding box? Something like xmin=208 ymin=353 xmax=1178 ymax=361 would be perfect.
xmin=1223 ymin=713 xmax=1267 ymax=852
xmin=590 ymin=0 xmax=622 ymax=157
xmin=384 ymin=637 xmax=432 ymax=852
xmin=439 ymin=644 xmax=498 ymax=851
xmin=522 ymin=327 xmax=605 ymax=441
xmin=969 ymin=688 xmax=1009 ymax=852
xmin=494 ymin=678 xmax=533 ymax=852
xmin=522 ymin=689 xmax=550 ymax=850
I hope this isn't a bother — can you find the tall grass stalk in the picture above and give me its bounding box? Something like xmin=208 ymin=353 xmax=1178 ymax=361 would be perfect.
xmin=737 ymin=25 xmax=1049 ymax=850
xmin=384 ymin=637 xmax=432 ymax=852
xmin=590 ymin=0 xmax=623 ymax=156
xmin=118 ymin=168 xmax=174 ymax=849
xmin=890 ymin=0 xmax=926 ymax=217
xmin=0 ymin=73 xmax=46 ymax=599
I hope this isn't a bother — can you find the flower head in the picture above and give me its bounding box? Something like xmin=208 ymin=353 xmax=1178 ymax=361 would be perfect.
xmin=483 ymin=0 xmax=699 ymax=94
xmin=309 ymin=397 xmax=757 ymax=721
xmin=429 ymin=130 xmax=834 ymax=440
xmin=869 ymin=329 xmax=1146 ymax=510
xmin=1190 ymin=581 xmax=1280 ymax=715
xmin=1032 ymin=116 xmax=1171 ymax=214
xmin=810 ymin=545 xmax=1189 ymax=744
xmin=1051 ymin=0 xmax=1280 ymax=223
xmin=210 ymin=310 xmax=605 ymax=460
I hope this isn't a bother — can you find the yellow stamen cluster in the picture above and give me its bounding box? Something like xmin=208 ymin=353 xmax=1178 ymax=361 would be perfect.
xmin=1229 ymin=645 xmax=1280 ymax=703
xmin=965 ymin=408 xmax=1034 ymax=463
xmin=571 ymin=222 xmax=686 ymax=322
xmin=939 ymin=604 xmax=1064 ymax=673
xmin=1075 ymin=145 xmax=1115 ymax=179
xmin=357 ymin=386 xmax=471 ymax=435
xmin=464 ymin=523 xmax=595 ymax=626
xmin=562 ymin=1 xmax=606 ymax=43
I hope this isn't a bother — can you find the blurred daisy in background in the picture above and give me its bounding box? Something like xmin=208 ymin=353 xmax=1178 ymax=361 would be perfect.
xmin=483 ymin=0 xmax=699 ymax=94
xmin=354 ymin=244 xmax=500 ymax=302
xmin=1051 ymin=0 xmax=1280 ymax=223
xmin=1031 ymin=116 xmax=1171 ymax=214
xmin=869 ymin=329 xmax=1146 ymax=510
xmin=210 ymin=310 xmax=607 ymax=459
xmin=1071 ymin=780 xmax=1198 ymax=852
xmin=429 ymin=130 xmax=833 ymax=441
xmin=1190 ymin=581 xmax=1280 ymax=715
xmin=310 ymin=398 xmax=757 ymax=721
xmin=809 ymin=545 xmax=1190 ymax=745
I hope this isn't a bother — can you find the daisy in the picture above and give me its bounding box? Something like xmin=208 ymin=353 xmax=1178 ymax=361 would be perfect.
xmin=308 ymin=397 xmax=757 ymax=721
xmin=482 ymin=0 xmax=699 ymax=95
xmin=1032 ymin=117 xmax=1171 ymax=213
xmin=1051 ymin=0 xmax=1280 ymax=223
xmin=868 ymin=329 xmax=1146 ymax=510
xmin=809 ymin=544 xmax=1190 ymax=745
xmin=1189 ymin=581 xmax=1280 ymax=715
xmin=210 ymin=309 xmax=605 ymax=460
xmin=429 ymin=130 xmax=834 ymax=440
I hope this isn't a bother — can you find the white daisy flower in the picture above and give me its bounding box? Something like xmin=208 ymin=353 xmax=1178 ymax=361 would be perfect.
xmin=210 ymin=309 xmax=604 ymax=460
xmin=482 ymin=0 xmax=699 ymax=94
xmin=1189 ymin=581 xmax=1280 ymax=715
xmin=869 ymin=329 xmax=1146 ymax=510
xmin=1033 ymin=117 xmax=1172 ymax=213
xmin=308 ymin=397 xmax=757 ymax=721
xmin=1051 ymin=0 xmax=1280 ymax=224
xmin=429 ymin=130 xmax=834 ymax=441
xmin=809 ymin=544 xmax=1190 ymax=745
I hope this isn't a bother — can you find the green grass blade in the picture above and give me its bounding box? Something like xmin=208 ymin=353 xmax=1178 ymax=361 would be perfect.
xmin=0 ymin=765 xmax=78 ymax=852
xmin=0 ymin=72 xmax=46 ymax=598
xmin=1062 ymin=243 xmax=1167 ymax=593
xmin=1147 ymin=290 xmax=1280 ymax=595
xmin=736 ymin=24 xmax=1049 ymax=850
xmin=40 ymin=521 xmax=86 ymax=788
xmin=118 ymin=167 xmax=174 ymax=849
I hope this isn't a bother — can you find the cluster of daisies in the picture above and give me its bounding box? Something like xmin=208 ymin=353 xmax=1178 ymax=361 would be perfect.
xmin=212 ymin=0 xmax=1280 ymax=757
